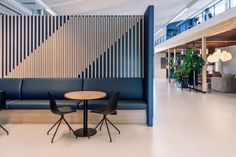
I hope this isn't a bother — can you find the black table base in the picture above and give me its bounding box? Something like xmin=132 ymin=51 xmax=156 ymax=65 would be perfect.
xmin=74 ymin=128 xmax=97 ymax=137
xmin=75 ymin=100 xmax=97 ymax=138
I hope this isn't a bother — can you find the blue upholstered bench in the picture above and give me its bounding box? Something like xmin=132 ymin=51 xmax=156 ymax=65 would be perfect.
xmin=0 ymin=78 xmax=82 ymax=109
xmin=84 ymin=78 xmax=146 ymax=110
xmin=0 ymin=78 xmax=146 ymax=111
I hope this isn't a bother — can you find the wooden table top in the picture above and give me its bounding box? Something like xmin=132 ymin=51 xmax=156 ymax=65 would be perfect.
xmin=64 ymin=91 xmax=106 ymax=100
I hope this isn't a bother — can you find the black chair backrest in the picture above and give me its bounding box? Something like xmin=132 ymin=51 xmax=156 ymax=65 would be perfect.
xmin=48 ymin=92 xmax=60 ymax=115
xmin=106 ymin=92 xmax=120 ymax=114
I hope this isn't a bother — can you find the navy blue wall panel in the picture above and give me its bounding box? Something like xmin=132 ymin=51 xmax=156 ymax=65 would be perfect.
xmin=144 ymin=6 xmax=154 ymax=126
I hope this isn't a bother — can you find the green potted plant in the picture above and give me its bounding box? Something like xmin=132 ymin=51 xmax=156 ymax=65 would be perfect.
xmin=182 ymin=48 xmax=205 ymax=86
xmin=173 ymin=65 xmax=189 ymax=89
xmin=173 ymin=48 xmax=205 ymax=89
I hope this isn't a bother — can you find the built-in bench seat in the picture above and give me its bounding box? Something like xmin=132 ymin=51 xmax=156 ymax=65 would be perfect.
xmin=0 ymin=78 xmax=146 ymax=111
xmin=6 ymin=100 xmax=79 ymax=110
xmin=87 ymin=100 xmax=146 ymax=110
xmin=83 ymin=78 xmax=146 ymax=110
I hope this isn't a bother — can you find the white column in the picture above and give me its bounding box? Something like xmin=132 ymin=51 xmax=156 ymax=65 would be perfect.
xmin=202 ymin=37 xmax=207 ymax=92
xmin=168 ymin=49 xmax=171 ymax=82
xmin=174 ymin=49 xmax=176 ymax=65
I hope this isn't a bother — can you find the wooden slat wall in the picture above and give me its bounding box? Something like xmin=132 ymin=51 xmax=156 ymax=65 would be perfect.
xmin=0 ymin=15 xmax=144 ymax=78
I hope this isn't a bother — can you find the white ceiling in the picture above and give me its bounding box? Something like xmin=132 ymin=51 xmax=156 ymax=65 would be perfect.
xmin=15 ymin=0 xmax=218 ymax=33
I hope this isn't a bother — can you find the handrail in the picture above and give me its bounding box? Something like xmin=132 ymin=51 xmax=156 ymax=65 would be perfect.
xmin=155 ymin=0 xmax=236 ymax=46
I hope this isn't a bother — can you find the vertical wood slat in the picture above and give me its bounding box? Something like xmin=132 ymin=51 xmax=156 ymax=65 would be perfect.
xmin=10 ymin=16 xmax=12 ymax=74
xmin=142 ymin=16 xmax=144 ymax=78
xmin=0 ymin=16 xmax=2 ymax=78
xmin=3 ymin=16 xmax=5 ymax=77
xmin=130 ymin=16 xmax=133 ymax=78
xmin=13 ymin=16 xmax=16 ymax=73
xmin=6 ymin=15 xmax=9 ymax=77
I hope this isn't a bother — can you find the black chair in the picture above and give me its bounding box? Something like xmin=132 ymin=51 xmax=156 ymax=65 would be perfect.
xmin=0 ymin=90 xmax=9 ymax=135
xmin=0 ymin=114 xmax=8 ymax=135
xmin=91 ymin=92 xmax=120 ymax=143
xmin=47 ymin=92 xmax=76 ymax=143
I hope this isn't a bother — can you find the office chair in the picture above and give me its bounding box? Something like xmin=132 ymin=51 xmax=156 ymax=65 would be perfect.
xmin=0 ymin=90 xmax=9 ymax=135
xmin=91 ymin=92 xmax=120 ymax=143
xmin=47 ymin=92 xmax=76 ymax=143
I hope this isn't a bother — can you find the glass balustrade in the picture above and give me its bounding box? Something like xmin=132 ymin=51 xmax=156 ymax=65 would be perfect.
xmin=155 ymin=0 xmax=236 ymax=46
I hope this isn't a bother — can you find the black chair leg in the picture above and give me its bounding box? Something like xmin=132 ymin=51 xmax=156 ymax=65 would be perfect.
xmin=104 ymin=118 xmax=112 ymax=143
xmin=0 ymin=125 xmax=9 ymax=135
xmin=106 ymin=118 xmax=120 ymax=134
xmin=51 ymin=118 xmax=62 ymax=143
xmin=100 ymin=116 xmax=105 ymax=131
xmin=94 ymin=118 xmax=104 ymax=130
xmin=47 ymin=118 xmax=61 ymax=135
xmin=62 ymin=117 xmax=75 ymax=134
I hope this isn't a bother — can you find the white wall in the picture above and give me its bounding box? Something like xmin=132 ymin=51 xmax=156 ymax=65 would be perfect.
xmin=154 ymin=52 xmax=167 ymax=78
xmin=220 ymin=45 xmax=236 ymax=74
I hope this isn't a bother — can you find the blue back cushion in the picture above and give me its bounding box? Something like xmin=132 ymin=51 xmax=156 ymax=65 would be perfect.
xmin=83 ymin=78 xmax=144 ymax=100
xmin=22 ymin=78 xmax=83 ymax=99
xmin=0 ymin=79 xmax=22 ymax=99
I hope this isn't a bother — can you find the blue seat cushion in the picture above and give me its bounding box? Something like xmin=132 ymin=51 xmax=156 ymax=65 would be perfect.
xmin=83 ymin=78 xmax=144 ymax=100
xmin=87 ymin=100 xmax=147 ymax=110
xmin=21 ymin=78 xmax=83 ymax=100
xmin=7 ymin=100 xmax=81 ymax=110
xmin=1 ymin=100 xmax=18 ymax=109
xmin=0 ymin=79 xmax=22 ymax=99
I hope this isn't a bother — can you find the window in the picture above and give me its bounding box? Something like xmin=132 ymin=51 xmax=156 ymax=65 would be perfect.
xmin=231 ymin=0 xmax=236 ymax=7
xmin=203 ymin=7 xmax=214 ymax=21
xmin=215 ymin=0 xmax=226 ymax=15
xmin=208 ymin=7 xmax=215 ymax=17
xmin=195 ymin=13 xmax=203 ymax=25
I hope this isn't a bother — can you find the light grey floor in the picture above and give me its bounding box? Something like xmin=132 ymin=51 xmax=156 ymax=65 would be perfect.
xmin=0 ymin=79 xmax=236 ymax=157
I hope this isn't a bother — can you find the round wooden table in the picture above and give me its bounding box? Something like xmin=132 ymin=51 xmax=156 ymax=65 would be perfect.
xmin=64 ymin=91 xmax=106 ymax=137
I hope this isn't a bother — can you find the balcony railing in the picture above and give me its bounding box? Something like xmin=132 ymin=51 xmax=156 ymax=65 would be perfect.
xmin=155 ymin=0 xmax=236 ymax=46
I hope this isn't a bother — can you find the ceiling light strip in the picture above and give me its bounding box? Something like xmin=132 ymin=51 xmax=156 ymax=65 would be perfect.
xmin=168 ymin=8 xmax=189 ymax=24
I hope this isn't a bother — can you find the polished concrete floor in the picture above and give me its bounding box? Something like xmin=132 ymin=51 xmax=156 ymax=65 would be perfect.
xmin=1 ymin=79 xmax=236 ymax=157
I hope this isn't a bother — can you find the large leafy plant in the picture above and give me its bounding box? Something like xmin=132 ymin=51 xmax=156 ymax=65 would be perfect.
xmin=173 ymin=66 xmax=189 ymax=82
xmin=173 ymin=48 xmax=205 ymax=82
xmin=173 ymin=67 xmax=183 ymax=82
xmin=182 ymin=48 xmax=205 ymax=73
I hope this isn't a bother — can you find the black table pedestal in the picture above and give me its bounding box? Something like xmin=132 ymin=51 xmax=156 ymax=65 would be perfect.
xmin=74 ymin=100 xmax=97 ymax=137
xmin=74 ymin=128 xmax=97 ymax=137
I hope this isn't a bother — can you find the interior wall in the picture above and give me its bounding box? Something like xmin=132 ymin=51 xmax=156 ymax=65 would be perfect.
xmin=154 ymin=52 xmax=166 ymax=78
xmin=219 ymin=45 xmax=236 ymax=74
xmin=0 ymin=15 xmax=144 ymax=78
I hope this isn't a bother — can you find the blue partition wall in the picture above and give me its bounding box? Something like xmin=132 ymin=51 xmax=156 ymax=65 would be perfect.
xmin=144 ymin=6 xmax=154 ymax=126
